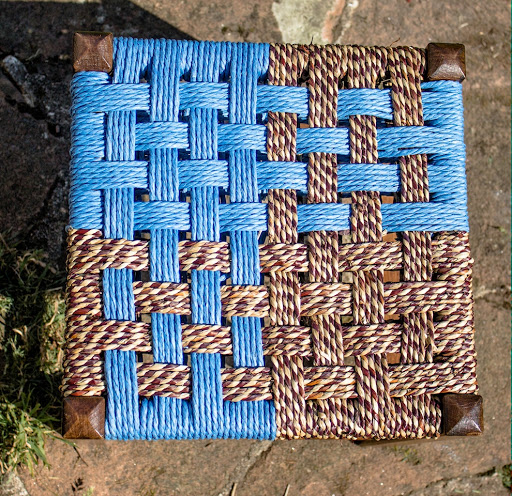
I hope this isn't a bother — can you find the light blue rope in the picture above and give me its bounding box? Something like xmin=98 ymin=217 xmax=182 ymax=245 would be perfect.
xmin=72 ymin=158 xmax=466 ymax=197
xmin=71 ymin=69 xmax=466 ymax=232
xmin=68 ymin=38 xmax=468 ymax=440
xmin=103 ymin=38 xmax=141 ymax=440
xmin=72 ymin=77 xmax=462 ymax=124
xmin=131 ymin=122 xmax=463 ymax=156
xmin=74 ymin=200 xmax=468 ymax=233
xmin=187 ymin=41 xmax=228 ymax=439
xmin=142 ymin=39 xmax=188 ymax=440
xmin=224 ymin=42 xmax=275 ymax=439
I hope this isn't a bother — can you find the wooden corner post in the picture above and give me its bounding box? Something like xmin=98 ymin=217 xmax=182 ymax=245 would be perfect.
xmin=427 ymin=43 xmax=466 ymax=82
xmin=73 ymin=31 xmax=113 ymax=73
xmin=442 ymin=394 xmax=483 ymax=436
xmin=63 ymin=396 xmax=105 ymax=439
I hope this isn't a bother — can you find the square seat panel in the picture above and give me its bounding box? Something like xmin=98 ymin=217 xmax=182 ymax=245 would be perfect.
xmin=63 ymin=35 xmax=481 ymax=441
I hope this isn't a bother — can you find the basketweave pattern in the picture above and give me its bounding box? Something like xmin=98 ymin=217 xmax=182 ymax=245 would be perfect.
xmin=65 ymin=38 xmax=477 ymax=440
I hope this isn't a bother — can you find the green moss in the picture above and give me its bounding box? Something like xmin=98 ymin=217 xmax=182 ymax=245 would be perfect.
xmin=0 ymin=396 xmax=58 ymax=475
xmin=498 ymin=464 xmax=512 ymax=490
xmin=391 ymin=445 xmax=421 ymax=466
xmin=0 ymin=234 xmax=67 ymax=476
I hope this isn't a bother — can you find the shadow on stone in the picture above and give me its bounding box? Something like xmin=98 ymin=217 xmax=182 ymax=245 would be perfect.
xmin=0 ymin=0 xmax=192 ymax=265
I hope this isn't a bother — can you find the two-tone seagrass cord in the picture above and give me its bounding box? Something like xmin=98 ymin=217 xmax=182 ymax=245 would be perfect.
xmin=64 ymin=36 xmax=482 ymax=440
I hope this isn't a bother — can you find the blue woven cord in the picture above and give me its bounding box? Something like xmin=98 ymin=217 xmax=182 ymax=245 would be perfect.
xmin=224 ymin=42 xmax=275 ymax=439
xmin=72 ymin=78 xmax=461 ymax=123
xmin=187 ymin=41 xmax=229 ymax=439
xmin=70 ymin=70 xmax=466 ymax=233
xmin=142 ymin=39 xmax=189 ymax=440
xmin=103 ymin=38 xmax=142 ymax=440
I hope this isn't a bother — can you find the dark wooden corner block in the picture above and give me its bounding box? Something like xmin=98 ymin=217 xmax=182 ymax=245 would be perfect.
xmin=442 ymin=393 xmax=483 ymax=436
xmin=427 ymin=43 xmax=466 ymax=82
xmin=73 ymin=32 xmax=113 ymax=73
xmin=63 ymin=396 xmax=105 ymax=439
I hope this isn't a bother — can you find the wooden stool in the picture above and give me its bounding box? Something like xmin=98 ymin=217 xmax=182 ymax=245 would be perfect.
xmin=63 ymin=34 xmax=482 ymax=441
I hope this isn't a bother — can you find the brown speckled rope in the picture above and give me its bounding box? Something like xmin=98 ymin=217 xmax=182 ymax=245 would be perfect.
xmin=267 ymin=43 xmax=305 ymax=439
xmin=63 ymin=228 xmax=477 ymax=429
xmin=388 ymin=47 xmax=440 ymax=438
xmin=346 ymin=46 xmax=392 ymax=439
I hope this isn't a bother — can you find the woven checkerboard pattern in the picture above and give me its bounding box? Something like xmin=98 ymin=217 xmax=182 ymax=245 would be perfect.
xmin=65 ymin=39 xmax=477 ymax=440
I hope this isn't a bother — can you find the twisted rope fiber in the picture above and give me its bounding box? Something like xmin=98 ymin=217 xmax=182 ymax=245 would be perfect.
xmin=303 ymin=45 xmax=348 ymax=438
xmin=65 ymin=233 xmax=476 ymax=403
xmin=72 ymin=74 xmax=467 ymax=233
xmin=266 ymin=43 xmax=306 ymax=439
xmin=65 ymin=39 xmax=477 ymax=439
xmin=346 ymin=46 xmax=392 ymax=439
xmin=389 ymin=48 xmax=440 ymax=438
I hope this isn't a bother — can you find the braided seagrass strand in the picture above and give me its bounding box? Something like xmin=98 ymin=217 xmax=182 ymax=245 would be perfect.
xmin=267 ymin=43 xmax=306 ymax=439
xmin=347 ymin=46 xmax=392 ymax=440
xmin=304 ymin=45 xmax=348 ymax=438
xmin=65 ymin=39 xmax=476 ymax=440
xmin=64 ymin=231 xmax=476 ymax=415
xmin=388 ymin=48 xmax=440 ymax=438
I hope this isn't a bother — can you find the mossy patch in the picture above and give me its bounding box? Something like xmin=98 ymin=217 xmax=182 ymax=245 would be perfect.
xmin=0 ymin=234 xmax=67 ymax=476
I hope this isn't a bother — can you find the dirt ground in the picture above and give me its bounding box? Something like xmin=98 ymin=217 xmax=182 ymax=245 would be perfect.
xmin=0 ymin=0 xmax=510 ymax=495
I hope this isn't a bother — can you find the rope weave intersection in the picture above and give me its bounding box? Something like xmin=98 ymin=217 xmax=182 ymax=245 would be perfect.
xmin=65 ymin=38 xmax=477 ymax=440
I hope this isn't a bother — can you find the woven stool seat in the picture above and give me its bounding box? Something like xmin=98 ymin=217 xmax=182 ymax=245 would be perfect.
xmin=63 ymin=35 xmax=481 ymax=440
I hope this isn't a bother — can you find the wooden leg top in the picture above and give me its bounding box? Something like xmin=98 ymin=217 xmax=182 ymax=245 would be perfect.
xmin=73 ymin=32 xmax=113 ymax=73
xmin=427 ymin=43 xmax=466 ymax=82
xmin=442 ymin=393 xmax=483 ymax=436
xmin=63 ymin=396 xmax=105 ymax=439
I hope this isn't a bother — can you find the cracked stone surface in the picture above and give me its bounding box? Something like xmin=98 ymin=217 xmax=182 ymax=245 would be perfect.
xmin=0 ymin=0 xmax=509 ymax=495
xmin=403 ymin=468 xmax=508 ymax=496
